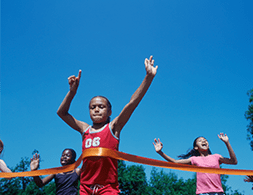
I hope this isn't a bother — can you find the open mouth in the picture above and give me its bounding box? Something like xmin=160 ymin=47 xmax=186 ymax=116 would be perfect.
xmin=201 ymin=143 xmax=207 ymax=147
xmin=61 ymin=158 xmax=67 ymax=163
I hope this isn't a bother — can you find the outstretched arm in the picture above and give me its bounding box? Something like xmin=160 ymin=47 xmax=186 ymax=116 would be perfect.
xmin=30 ymin=153 xmax=54 ymax=187
xmin=218 ymin=133 xmax=238 ymax=165
xmin=244 ymin=176 xmax=253 ymax=190
xmin=0 ymin=159 xmax=11 ymax=173
xmin=153 ymin=138 xmax=191 ymax=164
xmin=57 ymin=70 xmax=89 ymax=134
xmin=111 ymin=56 xmax=158 ymax=138
xmin=0 ymin=160 xmax=12 ymax=180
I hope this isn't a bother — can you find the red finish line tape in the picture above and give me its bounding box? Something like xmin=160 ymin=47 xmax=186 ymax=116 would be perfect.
xmin=1 ymin=147 xmax=253 ymax=178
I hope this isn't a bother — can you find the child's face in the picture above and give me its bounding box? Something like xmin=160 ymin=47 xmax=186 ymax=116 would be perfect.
xmin=194 ymin=137 xmax=209 ymax=152
xmin=89 ymin=97 xmax=111 ymax=124
xmin=60 ymin=149 xmax=74 ymax=166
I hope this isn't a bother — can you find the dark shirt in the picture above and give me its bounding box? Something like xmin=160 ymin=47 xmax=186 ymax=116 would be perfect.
xmin=54 ymin=170 xmax=79 ymax=195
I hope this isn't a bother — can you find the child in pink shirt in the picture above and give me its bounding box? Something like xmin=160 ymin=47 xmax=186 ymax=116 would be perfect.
xmin=153 ymin=133 xmax=237 ymax=195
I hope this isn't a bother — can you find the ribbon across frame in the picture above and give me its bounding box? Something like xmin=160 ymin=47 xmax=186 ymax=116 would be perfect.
xmin=1 ymin=147 xmax=253 ymax=178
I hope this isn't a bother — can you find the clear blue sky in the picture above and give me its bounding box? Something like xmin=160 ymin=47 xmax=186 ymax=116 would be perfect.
xmin=1 ymin=0 xmax=253 ymax=194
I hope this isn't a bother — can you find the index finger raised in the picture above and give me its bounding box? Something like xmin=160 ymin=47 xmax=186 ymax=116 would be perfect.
xmin=78 ymin=69 xmax=82 ymax=79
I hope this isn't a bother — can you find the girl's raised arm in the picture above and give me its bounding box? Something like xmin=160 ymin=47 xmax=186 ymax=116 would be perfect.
xmin=218 ymin=133 xmax=238 ymax=165
xmin=57 ymin=70 xmax=89 ymax=134
xmin=30 ymin=153 xmax=55 ymax=187
xmin=153 ymin=138 xmax=191 ymax=164
xmin=111 ymin=56 xmax=158 ymax=138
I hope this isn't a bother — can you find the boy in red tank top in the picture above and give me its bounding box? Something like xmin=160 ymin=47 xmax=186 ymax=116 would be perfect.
xmin=57 ymin=56 xmax=158 ymax=194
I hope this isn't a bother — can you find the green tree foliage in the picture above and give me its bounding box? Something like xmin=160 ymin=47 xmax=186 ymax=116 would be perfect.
xmin=245 ymin=88 xmax=253 ymax=150
xmin=118 ymin=160 xmax=148 ymax=194
xmin=148 ymin=168 xmax=195 ymax=195
xmin=42 ymin=182 xmax=56 ymax=195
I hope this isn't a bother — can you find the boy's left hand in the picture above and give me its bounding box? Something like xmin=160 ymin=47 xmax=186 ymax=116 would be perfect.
xmin=145 ymin=55 xmax=158 ymax=77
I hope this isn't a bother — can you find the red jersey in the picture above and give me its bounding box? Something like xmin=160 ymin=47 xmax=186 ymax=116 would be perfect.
xmin=80 ymin=123 xmax=119 ymax=186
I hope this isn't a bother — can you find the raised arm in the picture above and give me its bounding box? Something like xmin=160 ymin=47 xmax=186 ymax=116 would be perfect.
xmin=153 ymin=138 xmax=191 ymax=164
xmin=111 ymin=56 xmax=158 ymax=138
xmin=218 ymin=133 xmax=238 ymax=165
xmin=57 ymin=70 xmax=89 ymax=134
xmin=30 ymin=153 xmax=54 ymax=187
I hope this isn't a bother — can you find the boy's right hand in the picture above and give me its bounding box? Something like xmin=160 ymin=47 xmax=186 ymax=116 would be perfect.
xmin=68 ymin=70 xmax=82 ymax=93
xmin=30 ymin=153 xmax=40 ymax=171
xmin=145 ymin=56 xmax=158 ymax=77
xmin=153 ymin=138 xmax=163 ymax=153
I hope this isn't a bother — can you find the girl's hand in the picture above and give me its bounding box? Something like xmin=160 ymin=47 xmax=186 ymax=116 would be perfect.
xmin=68 ymin=70 xmax=82 ymax=93
xmin=218 ymin=133 xmax=229 ymax=143
xmin=153 ymin=138 xmax=163 ymax=153
xmin=30 ymin=153 xmax=40 ymax=171
xmin=244 ymin=176 xmax=253 ymax=190
xmin=145 ymin=56 xmax=158 ymax=77
xmin=244 ymin=175 xmax=253 ymax=182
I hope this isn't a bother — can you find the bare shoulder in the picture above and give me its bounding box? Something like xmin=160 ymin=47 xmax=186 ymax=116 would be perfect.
xmin=77 ymin=121 xmax=90 ymax=135
xmin=110 ymin=117 xmax=118 ymax=129
xmin=81 ymin=121 xmax=90 ymax=130
xmin=110 ymin=117 xmax=122 ymax=138
xmin=75 ymin=168 xmax=81 ymax=176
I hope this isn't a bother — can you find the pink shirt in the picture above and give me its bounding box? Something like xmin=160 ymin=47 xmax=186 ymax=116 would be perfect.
xmin=190 ymin=154 xmax=224 ymax=194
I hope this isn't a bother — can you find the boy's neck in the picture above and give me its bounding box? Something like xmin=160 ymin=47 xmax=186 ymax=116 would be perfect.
xmin=92 ymin=122 xmax=107 ymax=130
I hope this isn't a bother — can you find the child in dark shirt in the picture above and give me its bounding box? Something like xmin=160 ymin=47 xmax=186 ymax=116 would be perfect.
xmin=30 ymin=148 xmax=80 ymax=195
